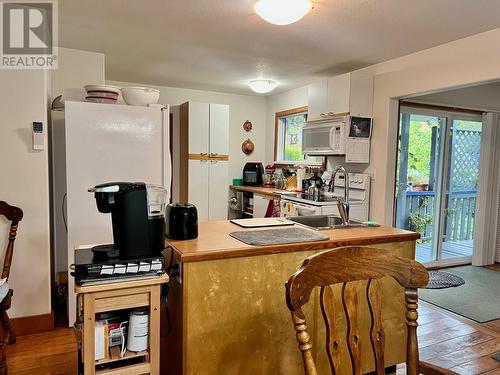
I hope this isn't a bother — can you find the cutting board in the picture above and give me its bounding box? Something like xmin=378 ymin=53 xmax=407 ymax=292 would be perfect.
xmin=230 ymin=218 xmax=294 ymax=228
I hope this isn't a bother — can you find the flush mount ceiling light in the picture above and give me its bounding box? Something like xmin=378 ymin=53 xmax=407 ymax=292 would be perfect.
xmin=254 ymin=0 xmax=313 ymax=25
xmin=248 ymin=80 xmax=277 ymax=94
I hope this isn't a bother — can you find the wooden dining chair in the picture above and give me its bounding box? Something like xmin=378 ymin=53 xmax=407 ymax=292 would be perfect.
xmin=285 ymin=246 xmax=457 ymax=375
xmin=0 ymin=201 xmax=23 ymax=375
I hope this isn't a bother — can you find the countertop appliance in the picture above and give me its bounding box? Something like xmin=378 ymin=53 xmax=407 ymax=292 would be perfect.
xmin=280 ymin=173 xmax=371 ymax=221
xmin=302 ymin=116 xmax=372 ymax=160
xmin=89 ymin=182 xmax=167 ymax=260
xmin=165 ymin=203 xmax=198 ymax=240
xmin=243 ymin=162 xmax=264 ymax=186
xmin=302 ymin=115 xmax=348 ymax=156
xmin=50 ymin=101 xmax=171 ymax=326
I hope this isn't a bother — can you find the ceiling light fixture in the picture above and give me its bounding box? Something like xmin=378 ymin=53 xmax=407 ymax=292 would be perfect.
xmin=249 ymin=79 xmax=277 ymax=94
xmin=254 ymin=0 xmax=313 ymax=26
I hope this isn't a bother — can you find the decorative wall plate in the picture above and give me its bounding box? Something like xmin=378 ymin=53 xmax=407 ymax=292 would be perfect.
xmin=243 ymin=120 xmax=253 ymax=132
xmin=242 ymin=139 xmax=255 ymax=155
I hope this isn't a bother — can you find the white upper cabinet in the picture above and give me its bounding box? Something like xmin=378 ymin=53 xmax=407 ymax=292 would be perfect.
xmin=327 ymin=73 xmax=351 ymax=115
xmin=348 ymin=72 xmax=374 ymax=118
xmin=307 ymin=72 xmax=373 ymax=121
xmin=188 ymin=102 xmax=210 ymax=154
xmin=307 ymin=80 xmax=328 ymax=118
xmin=209 ymin=103 xmax=229 ymax=156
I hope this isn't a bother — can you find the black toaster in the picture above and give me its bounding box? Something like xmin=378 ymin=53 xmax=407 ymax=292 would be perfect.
xmin=165 ymin=203 xmax=198 ymax=240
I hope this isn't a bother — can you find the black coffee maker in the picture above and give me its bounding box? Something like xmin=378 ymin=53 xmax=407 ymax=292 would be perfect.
xmin=89 ymin=182 xmax=167 ymax=261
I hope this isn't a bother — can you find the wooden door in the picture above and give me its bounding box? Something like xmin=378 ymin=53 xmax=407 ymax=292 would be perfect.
xmin=188 ymin=102 xmax=210 ymax=155
xmin=208 ymin=160 xmax=228 ymax=220
xmin=209 ymin=104 xmax=229 ymax=156
xmin=188 ymin=159 xmax=209 ymax=222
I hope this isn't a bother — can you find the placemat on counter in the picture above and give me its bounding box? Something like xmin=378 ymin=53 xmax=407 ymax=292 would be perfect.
xmin=230 ymin=227 xmax=329 ymax=246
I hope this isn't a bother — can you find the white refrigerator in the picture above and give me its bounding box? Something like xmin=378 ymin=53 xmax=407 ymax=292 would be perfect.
xmin=50 ymin=101 xmax=171 ymax=325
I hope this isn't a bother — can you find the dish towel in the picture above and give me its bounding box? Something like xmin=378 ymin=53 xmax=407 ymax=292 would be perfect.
xmin=0 ymin=278 xmax=9 ymax=302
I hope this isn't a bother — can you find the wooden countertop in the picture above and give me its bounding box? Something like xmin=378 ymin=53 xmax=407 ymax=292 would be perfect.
xmin=167 ymin=220 xmax=419 ymax=263
xmin=230 ymin=185 xmax=293 ymax=198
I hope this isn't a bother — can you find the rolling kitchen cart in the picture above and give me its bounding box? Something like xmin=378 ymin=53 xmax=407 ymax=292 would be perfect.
xmin=75 ymin=274 xmax=169 ymax=375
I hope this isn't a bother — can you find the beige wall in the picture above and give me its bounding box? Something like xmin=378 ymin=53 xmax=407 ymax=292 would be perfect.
xmin=0 ymin=70 xmax=51 ymax=318
xmin=107 ymin=80 xmax=267 ymax=189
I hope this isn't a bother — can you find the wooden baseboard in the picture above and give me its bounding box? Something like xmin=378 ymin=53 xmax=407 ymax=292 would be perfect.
xmin=11 ymin=311 xmax=54 ymax=336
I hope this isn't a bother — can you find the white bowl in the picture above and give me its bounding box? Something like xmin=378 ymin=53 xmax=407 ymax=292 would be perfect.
xmin=121 ymin=87 xmax=160 ymax=106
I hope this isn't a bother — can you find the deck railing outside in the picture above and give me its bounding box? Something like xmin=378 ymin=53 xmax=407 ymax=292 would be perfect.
xmin=404 ymin=190 xmax=477 ymax=242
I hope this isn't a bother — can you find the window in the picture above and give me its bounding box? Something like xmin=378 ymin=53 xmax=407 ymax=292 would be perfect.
xmin=274 ymin=107 xmax=314 ymax=162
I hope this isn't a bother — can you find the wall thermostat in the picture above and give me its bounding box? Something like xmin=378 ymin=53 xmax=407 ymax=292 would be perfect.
xmin=32 ymin=121 xmax=45 ymax=151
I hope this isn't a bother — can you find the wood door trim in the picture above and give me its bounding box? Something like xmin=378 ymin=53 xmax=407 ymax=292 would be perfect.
xmin=400 ymin=101 xmax=483 ymax=116
xmin=274 ymin=106 xmax=308 ymax=161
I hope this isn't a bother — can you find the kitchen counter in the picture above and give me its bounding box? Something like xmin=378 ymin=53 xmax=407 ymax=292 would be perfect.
xmin=167 ymin=220 xmax=419 ymax=262
xmin=163 ymin=220 xmax=420 ymax=375
xmin=229 ymin=184 xmax=290 ymax=197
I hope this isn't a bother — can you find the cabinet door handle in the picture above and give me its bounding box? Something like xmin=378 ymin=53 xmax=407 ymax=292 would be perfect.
xmin=201 ymin=159 xmax=208 ymax=163
xmin=210 ymin=152 xmax=218 ymax=157
xmin=200 ymin=152 xmax=208 ymax=156
xmin=210 ymin=160 xmax=218 ymax=164
xmin=328 ymin=112 xmax=335 ymax=116
xmin=320 ymin=113 xmax=326 ymax=117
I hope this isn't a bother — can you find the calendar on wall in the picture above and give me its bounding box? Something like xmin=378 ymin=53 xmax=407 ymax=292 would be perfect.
xmin=345 ymin=116 xmax=372 ymax=163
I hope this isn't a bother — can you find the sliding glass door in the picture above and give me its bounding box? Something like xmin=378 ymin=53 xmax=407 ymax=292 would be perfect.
xmin=394 ymin=105 xmax=482 ymax=265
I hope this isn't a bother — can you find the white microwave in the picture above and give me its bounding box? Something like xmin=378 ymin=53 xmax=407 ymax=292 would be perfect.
xmin=302 ymin=118 xmax=347 ymax=156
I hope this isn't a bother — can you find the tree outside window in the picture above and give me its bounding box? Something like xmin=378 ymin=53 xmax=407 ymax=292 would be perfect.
xmin=275 ymin=109 xmax=314 ymax=162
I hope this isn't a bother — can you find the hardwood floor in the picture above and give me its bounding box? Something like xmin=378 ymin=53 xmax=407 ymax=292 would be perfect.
xmin=4 ymin=265 xmax=500 ymax=374
xmin=5 ymin=327 xmax=78 ymax=374
xmin=409 ymin=301 xmax=500 ymax=374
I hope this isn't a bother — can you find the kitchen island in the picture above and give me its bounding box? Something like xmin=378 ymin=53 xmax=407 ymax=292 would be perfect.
xmin=162 ymin=221 xmax=419 ymax=375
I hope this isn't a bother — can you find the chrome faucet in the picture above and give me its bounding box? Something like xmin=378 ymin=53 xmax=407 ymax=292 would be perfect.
xmin=329 ymin=166 xmax=350 ymax=225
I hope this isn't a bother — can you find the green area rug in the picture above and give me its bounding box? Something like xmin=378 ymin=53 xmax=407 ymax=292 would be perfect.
xmin=419 ymin=266 xmax=500 ymax=323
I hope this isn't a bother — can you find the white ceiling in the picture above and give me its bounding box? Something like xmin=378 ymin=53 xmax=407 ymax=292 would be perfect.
xmin=59 ymin=0 xmax=500 ymax=95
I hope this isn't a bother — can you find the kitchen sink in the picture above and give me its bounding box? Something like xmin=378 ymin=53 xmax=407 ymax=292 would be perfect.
xmin=287 ymin=215 xmax=367 ymax=230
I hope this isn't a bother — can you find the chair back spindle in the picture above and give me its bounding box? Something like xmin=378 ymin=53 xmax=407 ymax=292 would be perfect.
xmin=285 ymin=246 xmax=442 ymax=375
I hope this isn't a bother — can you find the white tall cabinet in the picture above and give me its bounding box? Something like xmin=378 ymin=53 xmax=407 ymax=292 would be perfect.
xmin=180 ymin=102 xmax=229 ymax=222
